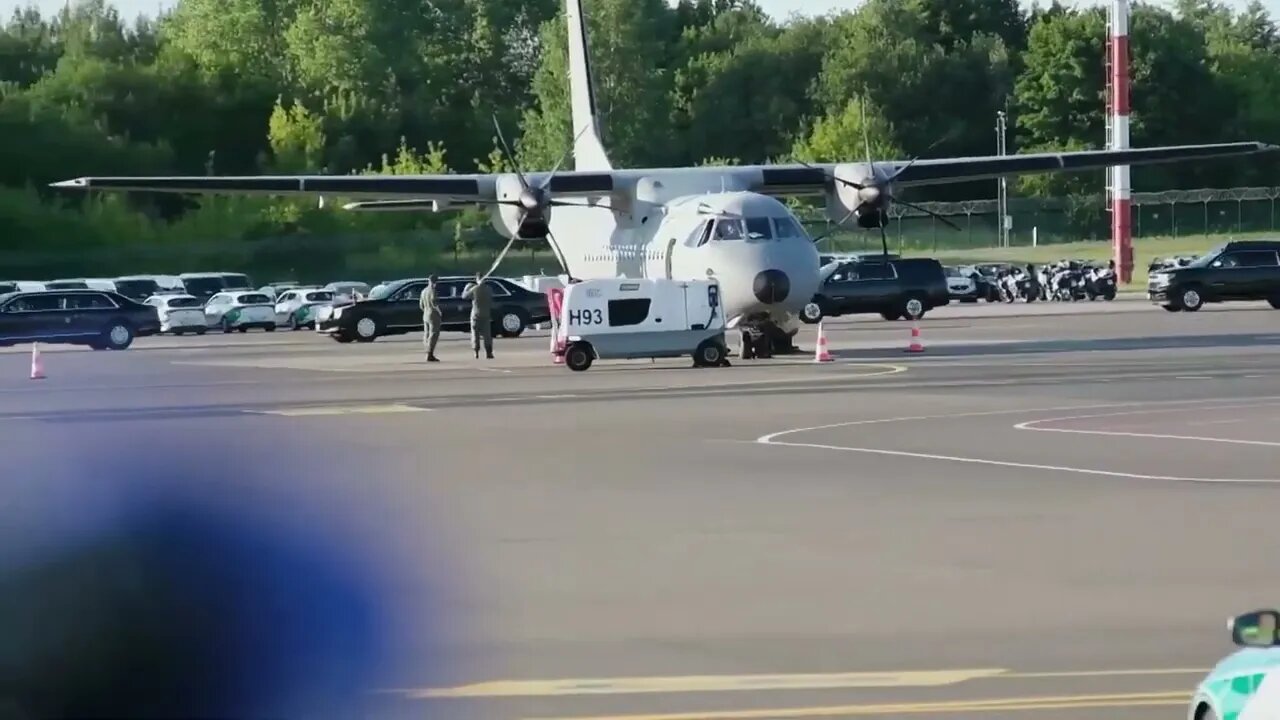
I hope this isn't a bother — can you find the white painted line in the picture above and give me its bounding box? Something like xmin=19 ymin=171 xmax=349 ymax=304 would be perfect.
xmin=1015 ymin=401 xmax=1280 ymax=449
xmin=251 ymin=404 xmax=431 ymax=416
xmin=755 ymin=397 xmax=1280 ymax=484
xmin=1174 ymin=376 xmax=1213 ymax=380
xmin=756 ymin=395 xmax=1280 ymax=444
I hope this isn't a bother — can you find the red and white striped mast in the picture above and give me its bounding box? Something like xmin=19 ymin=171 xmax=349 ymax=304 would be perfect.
xmin=1107 ymin=0 xmax=1133 ymax=282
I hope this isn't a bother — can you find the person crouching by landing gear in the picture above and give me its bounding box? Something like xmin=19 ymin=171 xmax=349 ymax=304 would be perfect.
xmin=739 ymin=326 xmax=756 ymax=360
xmin=462 ymin=273 xmax=494 ymax=359
xmin=420 ymin=274 xmax=442 ymax=362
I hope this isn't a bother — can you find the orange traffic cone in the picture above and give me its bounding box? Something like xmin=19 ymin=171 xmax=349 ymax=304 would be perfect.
xmin=814 ymin=321 xmax=834 ymax=363
xmin=30 ymin=343 xmax=45 ymax=380
xmin=905 ymin=321 xmax=925 ymax=353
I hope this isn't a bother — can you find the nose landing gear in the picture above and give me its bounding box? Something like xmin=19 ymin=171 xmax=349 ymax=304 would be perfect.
xmin=736 ymin=320 xmax=801 ymax=359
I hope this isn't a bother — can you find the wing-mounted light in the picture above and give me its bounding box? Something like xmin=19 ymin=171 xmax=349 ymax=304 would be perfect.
xmin=341 ymin=199 xmax=443 ymax=212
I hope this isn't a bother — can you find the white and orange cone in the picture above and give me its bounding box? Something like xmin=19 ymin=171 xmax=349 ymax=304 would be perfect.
xmin=814 ymin=321 xmax=834 ymax=363
xmin=30 ymin=343 xmax=45 ymax=380
xmin=905 ymin=321 xmax=925 ymax=353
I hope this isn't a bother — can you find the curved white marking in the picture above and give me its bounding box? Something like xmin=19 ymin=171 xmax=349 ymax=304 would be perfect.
xmin=756 ymin=396 xmax=1280 ymax=484
xmin=1015 ymin=401 xmax=1280 ymax=448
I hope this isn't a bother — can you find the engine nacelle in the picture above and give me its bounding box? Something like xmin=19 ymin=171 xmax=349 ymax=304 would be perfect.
xmin=487 ymin=173 xmax=551 ymax=239
xmin=824 ymin=162 xmax=892 ymax=229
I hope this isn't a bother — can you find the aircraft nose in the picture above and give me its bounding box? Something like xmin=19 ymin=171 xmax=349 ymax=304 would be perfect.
xmin=753 ymin=269 xmax=791 ymax=305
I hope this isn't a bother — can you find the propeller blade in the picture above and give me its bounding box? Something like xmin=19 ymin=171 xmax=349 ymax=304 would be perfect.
xmin=541 ymin=124 xmax=593 ymax=189
xmin=811 ymin=206 xmax=858 ymax=244
xmin=797 ymin=159 xmax=867 ymax=191
xmin=895 ymin=198 xmax=962 ymax=232
xmin=878 ymin=221 xmax=890 ymax=257
xmin=886 ymin=128 xmax=960 ymax=184
xmin=492 ymin=114 xmax=528 ymax=190
xmin=859 ymin=91 xmax=873 ymax=168
xmin=480 ymin=233 xmax=520 ymax=281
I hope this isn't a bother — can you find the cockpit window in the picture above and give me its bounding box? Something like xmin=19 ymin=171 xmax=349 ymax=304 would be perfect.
xmin=772 ymin=217 xmax=803 ymax=239
xmin=745 ymin=217 xmax=773 ymax=240
xmin=713 ymin=219 xmax=745 ymax=241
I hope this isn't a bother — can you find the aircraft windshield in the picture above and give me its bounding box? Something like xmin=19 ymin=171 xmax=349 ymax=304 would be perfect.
xmin=745 ymin=217 xmax=773 ymax=240
xmin=713 ymin=219 xmax=745 ymax=241
xmin=773 ymin=216 xmax=803 ymax=239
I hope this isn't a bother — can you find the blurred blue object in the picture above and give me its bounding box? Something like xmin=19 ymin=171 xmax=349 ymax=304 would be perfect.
xmin=0 ymin=428 xmax=440 ymax=719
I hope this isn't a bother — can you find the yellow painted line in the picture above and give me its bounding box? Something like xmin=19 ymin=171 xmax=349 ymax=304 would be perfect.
xmin=1002 ymin=667 xmax=1208 ymax=680
xmin=253 ymin=403 xmax=431 ymax=416
xmin=522 ymin=691 xmax=1191 ymax=720
xmin=408 ymin=669 xmax=1006 ymax=699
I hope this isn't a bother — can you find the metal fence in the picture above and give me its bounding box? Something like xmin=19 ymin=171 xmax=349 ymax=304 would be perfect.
xmin=805 ymin=186 xmax=1280 ymax=254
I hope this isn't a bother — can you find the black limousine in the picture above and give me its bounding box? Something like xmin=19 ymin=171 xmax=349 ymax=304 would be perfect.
xmin=0 ymin=290 xmax=161 ymax=350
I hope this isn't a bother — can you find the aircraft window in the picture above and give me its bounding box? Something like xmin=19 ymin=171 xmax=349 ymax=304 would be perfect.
xmin=713 ymin=219 xmax=745 ymax=241
xmin=772 ymin=217 xmax=803 ymax=239
xmin=690 ymin=220 xmax=713 ymax=247
xmin=607 ymin=298 xmax=651 ymax=326
xmin=744 ymin=217 xmax=773 ymax=240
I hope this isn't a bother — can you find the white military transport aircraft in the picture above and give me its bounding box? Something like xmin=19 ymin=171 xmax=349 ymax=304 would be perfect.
xmin=53 ymin=0 xmax=1274 ymax=353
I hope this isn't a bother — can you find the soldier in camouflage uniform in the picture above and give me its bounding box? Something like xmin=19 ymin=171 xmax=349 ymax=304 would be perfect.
xmin=419 ymin=275 xmax=442 ymax=362
xmin=462 ymin=273 xmax=494 ymax=359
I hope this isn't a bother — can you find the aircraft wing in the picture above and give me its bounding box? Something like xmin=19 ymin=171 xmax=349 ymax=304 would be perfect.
xmin=49 ymin=170 xmax=619 ymax=202
xmin=890 ymin=142 xmax=1277 ymax=187
xmin=752 ymin=142 xmax=1276 ymax=195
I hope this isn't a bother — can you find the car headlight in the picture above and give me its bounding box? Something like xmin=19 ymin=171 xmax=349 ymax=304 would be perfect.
xmin=331 ymin=306 xmax=344 ymax=319
xmin=1149 ymin=273 xmax=1170 ymax=287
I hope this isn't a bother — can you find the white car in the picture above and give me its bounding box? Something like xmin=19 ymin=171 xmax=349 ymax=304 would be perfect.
xmin=274 ymin=288 xmax=334 ymax=330
xmin=205 ymin=291 xmax=277 ymax=333
xmin=144 ymin=294 xmax=209 ymax=335
xmin=944 ymin=266 xmax=979 ymax=302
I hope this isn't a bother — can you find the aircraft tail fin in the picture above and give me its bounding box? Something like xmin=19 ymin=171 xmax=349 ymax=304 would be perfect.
xmin=565 ymin=0 xmax=612 ymax=171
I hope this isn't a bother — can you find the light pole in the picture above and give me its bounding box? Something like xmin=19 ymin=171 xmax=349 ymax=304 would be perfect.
xmin=995 ymin=111 xmax=1009 ymax=248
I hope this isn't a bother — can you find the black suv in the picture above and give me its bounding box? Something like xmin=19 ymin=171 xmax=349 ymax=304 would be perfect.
xmin=319 ymin=276 xmax=551 ymax=343
xmin=1148 ymin=241 xmax=1280 ymax=312
xmin=801 ymin=256 xmax=950 ymax=323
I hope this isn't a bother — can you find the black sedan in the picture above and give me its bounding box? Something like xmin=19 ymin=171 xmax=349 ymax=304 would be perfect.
xmin=0 ymin=290 xmax=161 ymax=350
xmin=318 ymin=276 xmax=551 ymax=343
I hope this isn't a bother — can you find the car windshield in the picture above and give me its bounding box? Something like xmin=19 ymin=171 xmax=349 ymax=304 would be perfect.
xmin=237 ymin=293 xmax=271 ymax=304
xmin=166 ymin=296 xmax=203 ymax=308
xmin=115 ymin=279 xmax=159 ymax=298
xmin=222 ymin=274 xmax=252 ymax=289
xmin=368 ymin=285 xmax=393 ymax=299
xmin=305 ymin=291 xmax=334 ymax=302
xmin=1189 ymin=245 xmax=1228 ymax=268
xmin=46 ymin=280 xmax=88 ymax=289
xmin=183 ymin=277 xmax=224 ymax=295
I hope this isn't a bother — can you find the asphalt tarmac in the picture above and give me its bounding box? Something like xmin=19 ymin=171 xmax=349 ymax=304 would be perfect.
xmin=4 ymin=299 xmax=1280 ymax=719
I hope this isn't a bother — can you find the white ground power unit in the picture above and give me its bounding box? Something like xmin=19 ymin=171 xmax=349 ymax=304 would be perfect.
xmin=555 ymin=279 xmax=729 ymax=372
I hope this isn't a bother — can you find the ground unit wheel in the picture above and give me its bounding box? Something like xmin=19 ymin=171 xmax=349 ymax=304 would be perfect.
xmin=693 ymin=340 xmax=726 ymax=368
xmin=195 ymin=327 xmax=207 ymax=335
xmin=564 ymin=342 xmax=593 ymax=372
xmin=880 ymin=310 xmax=901 ymax=321
xmin=264 ymin=323 xmax=276 ymax=332
xmin=900 ymin=295 xmax=927 ymax=320
xmin=1162 ymin=304 xmax=1181 ymax=312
